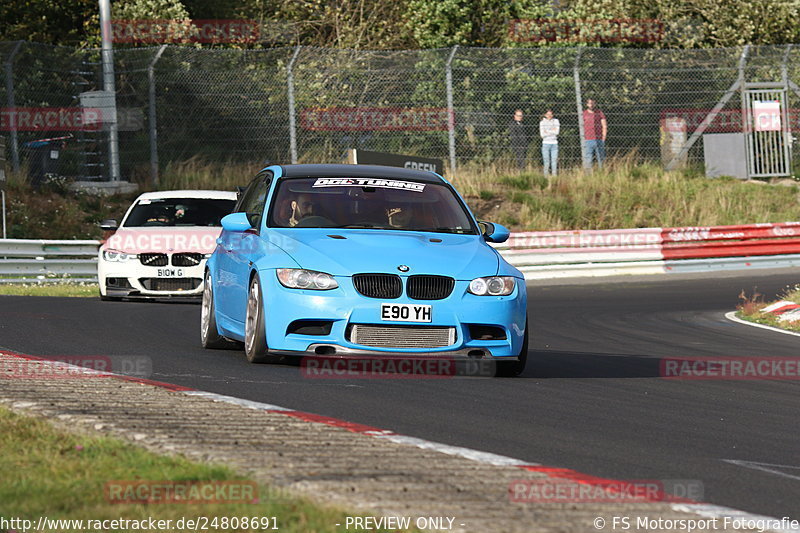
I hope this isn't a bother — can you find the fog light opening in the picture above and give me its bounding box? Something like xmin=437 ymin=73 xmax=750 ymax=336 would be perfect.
xmin=314 ymin=345 xmax=336 ymax=355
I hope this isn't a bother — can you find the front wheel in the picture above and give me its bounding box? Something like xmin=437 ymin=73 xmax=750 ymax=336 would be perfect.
xmin=244 ymin=274 xmax=281 ymax=364
xmin=201 ymin=271 xmax=229 ymax=349
xmin=495 ymin=319 xmax=528 ymax=377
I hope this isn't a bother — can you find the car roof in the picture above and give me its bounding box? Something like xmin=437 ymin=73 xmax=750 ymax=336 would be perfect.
xmin=135 ymin=190 xmax=237 ymax=201
xmin=277 ymin=164 xmax=445 ymax=184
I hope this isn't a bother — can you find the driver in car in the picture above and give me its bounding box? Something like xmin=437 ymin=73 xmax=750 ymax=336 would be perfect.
xmin=288 ymin=193 xmax=317 ymax=227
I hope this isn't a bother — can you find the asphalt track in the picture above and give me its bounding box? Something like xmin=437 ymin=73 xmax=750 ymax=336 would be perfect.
xmin=1 ymin=269 xmax=799 ymax=521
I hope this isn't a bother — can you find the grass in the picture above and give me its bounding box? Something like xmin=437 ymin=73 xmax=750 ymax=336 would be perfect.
xmin=449 ymin=154 xmax=800 ymax=231
xmin=736 ymin=286 xmax=800 ymax=333
xmin=3 ymin=155 xmax=799 ymax=238
xmin=0 ymin=283 xmax=99 ymax=297
xmin=1 ymin=178 xmax=138 ymax=240
xmin=0 ymin=406 xmax=412 ymax=532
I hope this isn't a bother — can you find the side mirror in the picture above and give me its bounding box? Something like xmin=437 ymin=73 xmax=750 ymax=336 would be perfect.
xmin=479 ymin=221 xmax=510 ymax=243
xmin=99 ymin=219 xmax=118 ymax=231
xmin=221 ymin=212 xmax=254 ymax=232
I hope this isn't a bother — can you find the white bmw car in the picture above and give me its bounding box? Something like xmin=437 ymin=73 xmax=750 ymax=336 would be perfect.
xmin=98 ymin=190 xmax=237 ymax=300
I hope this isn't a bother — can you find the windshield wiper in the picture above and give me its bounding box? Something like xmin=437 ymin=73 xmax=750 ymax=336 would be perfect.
xmin=413 ymin=227 xmax=471 ymax=234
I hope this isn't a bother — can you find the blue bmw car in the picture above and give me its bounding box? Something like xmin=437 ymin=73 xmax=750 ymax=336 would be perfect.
xmin=201 ymin=164 xmax=528 ymax=376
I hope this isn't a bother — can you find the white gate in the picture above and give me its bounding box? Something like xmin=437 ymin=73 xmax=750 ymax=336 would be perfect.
xmin=743 ymin=84 xmax=792 ymax=178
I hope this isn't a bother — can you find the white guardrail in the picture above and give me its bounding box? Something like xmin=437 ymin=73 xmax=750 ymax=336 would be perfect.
xmin=0 ymin=239 xmax=100 ymax=283
xmin=2 ymin=222 xmax=800 ymax=283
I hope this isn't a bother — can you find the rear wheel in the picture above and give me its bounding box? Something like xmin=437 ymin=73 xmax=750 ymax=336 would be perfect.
xmin=244 ymin=274 xmax=281 ymax=364
xmin=201 ymin=271 xmax=229 ymax=349
xmin=495 ymin=319 xmax=528 ymax=377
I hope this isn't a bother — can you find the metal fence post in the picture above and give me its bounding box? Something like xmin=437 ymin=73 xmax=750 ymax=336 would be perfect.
xmin=287 ymin=46 xmax=302 ymax=164
xmin=573 ymin=47 xmax=586 ymax=169
xmin=445 ymin=45 xmax=459 ymax=174
xmin=739 ymin=45 xmax=751 ymax=180
xmin=98 ymin=0 xmax=121 ymax=181
xmin=148 ymin=45 xmax=167 ymax=187
xmin=1 ymin=136 xmax=6 ymax=239
xmin=781 ymin=45 xmax=793 ymax=165
xmin=4 ymin=41 xmax=23 ymax=174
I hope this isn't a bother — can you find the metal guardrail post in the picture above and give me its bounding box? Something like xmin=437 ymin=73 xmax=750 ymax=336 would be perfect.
xmin=4 ymin=41 xmax=23 ymax=174
xmin=287 ymin=46 xmax=302 ymax=164
xmin=445 ymin=45 xmax=459 ymax=174
xmin=148 ymin=45 xmax=168 ymax=187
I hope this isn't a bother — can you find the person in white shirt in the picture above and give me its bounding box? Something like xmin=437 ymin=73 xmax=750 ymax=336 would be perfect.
xmin=539 ymin=109 xmax=560 ymax=176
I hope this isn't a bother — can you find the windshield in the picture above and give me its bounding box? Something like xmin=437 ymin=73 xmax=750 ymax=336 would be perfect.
xmin=268 ymin=177 xmax=477 ymax=234
xmin=123 ymin=198 xmax=235 ymax=228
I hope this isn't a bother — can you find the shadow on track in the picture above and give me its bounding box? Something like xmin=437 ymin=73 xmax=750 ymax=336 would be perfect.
xmin=524 ymin=349 xmax=666 ymax=379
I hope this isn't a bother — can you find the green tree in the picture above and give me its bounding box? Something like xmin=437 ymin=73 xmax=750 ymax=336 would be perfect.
xmin=0 ymin=0 xmax=97 ymax=45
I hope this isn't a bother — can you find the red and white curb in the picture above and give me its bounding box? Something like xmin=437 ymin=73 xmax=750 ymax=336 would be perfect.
xmin=2 ymin=350 xmax=798 ymax=532
xmin=725 ymin=309 xmax=800 ymax=338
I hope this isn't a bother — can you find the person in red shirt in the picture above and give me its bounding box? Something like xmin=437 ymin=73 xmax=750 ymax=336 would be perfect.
xmin=582 ymin=99 xmax=607 ymax=169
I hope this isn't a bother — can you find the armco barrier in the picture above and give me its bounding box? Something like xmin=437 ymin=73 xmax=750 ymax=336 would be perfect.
xmin=1 ymin=222 xmax=799 ymax=283
xmin=0 ymin=239 xmax=100 ymax=283
xmin=493 ymin=222 xmax=800 ymax=279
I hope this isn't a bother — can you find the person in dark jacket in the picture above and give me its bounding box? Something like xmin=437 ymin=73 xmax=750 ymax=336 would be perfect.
xmin=509 ymin=109 xmax=528 ymax=171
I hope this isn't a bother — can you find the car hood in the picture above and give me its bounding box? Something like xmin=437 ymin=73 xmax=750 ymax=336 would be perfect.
xmin=269 ymin=229 xmax=500 ymax=279
xmin=103 ymin=227 xmax=222 ymax=254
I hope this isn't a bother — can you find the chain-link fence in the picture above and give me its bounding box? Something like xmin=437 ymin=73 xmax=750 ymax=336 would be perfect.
xmin=2 ymin=42 xmax=800 ymax=183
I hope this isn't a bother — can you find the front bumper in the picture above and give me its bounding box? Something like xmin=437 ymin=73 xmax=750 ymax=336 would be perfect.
xmin=258 ymin=270 xmax=527 ymax=359
xmin=98 ymin=256 xmax=207 ymax=299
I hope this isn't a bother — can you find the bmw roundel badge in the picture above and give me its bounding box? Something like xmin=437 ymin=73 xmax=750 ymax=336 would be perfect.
xmin=398 ymin=265 xmax=410 ymax=272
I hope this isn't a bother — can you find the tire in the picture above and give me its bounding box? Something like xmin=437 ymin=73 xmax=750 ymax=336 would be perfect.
xmin=201 ymin=271 xmax=230 ymax=349
xmin=495 ymin=319 xmax=528 ymax=377
xmin=244 ymin=274 xmax=281 ymax=364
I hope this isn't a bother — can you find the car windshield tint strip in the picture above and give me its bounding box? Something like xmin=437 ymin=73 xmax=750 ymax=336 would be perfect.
xmin=312 ymin=177 xmax=425 ymax=193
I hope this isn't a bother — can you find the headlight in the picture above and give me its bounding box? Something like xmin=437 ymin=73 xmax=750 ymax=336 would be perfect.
xmin=277 ymin=269 xmax=338 ymax=290
xmin=102 ymin=250 xmax=137 ymax=262
xmin=468 ymin=276 xmax=516 ymax=296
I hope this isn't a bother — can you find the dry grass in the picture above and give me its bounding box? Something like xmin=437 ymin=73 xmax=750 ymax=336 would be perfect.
xmin=736 ymin=286 xmax=800 ymax=333
xmin=146 ymin=154 xmax=800 ymax=232
xmin=450 ymin=154 xmax=800 ymax=230
xmin=5 ymin=155 xmax=799 ymax=238
xmin=156 ymin=157 xmax=258 ymax=191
